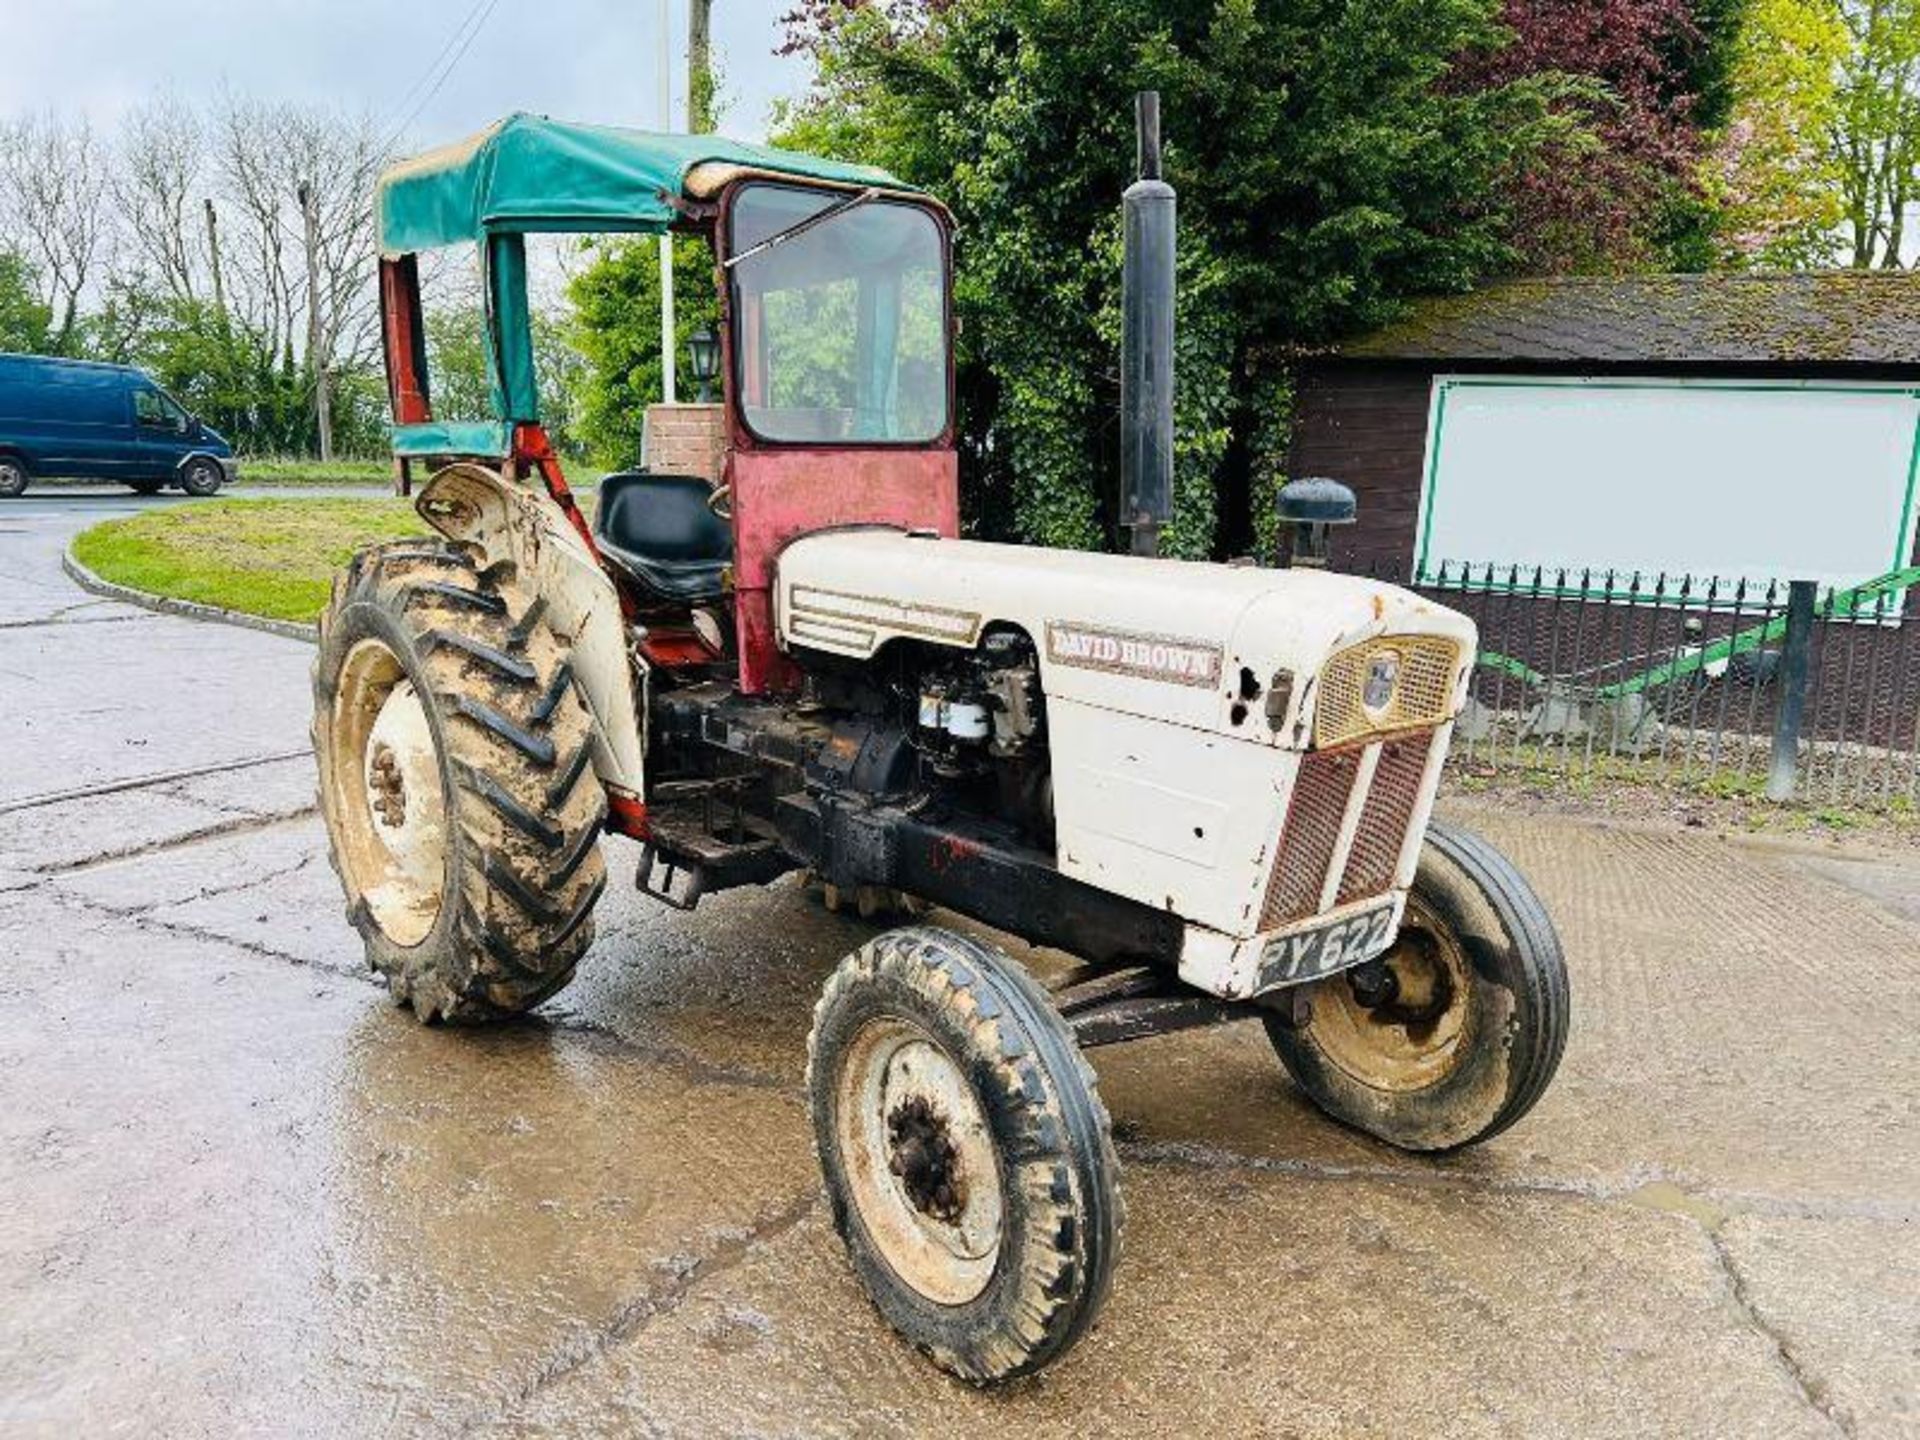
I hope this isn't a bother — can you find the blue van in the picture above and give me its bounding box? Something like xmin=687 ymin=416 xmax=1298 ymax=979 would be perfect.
xmin=0 ymin=353 xmax=237 ymax=498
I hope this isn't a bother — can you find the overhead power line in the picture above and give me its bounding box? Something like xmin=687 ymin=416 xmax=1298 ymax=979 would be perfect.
xmin=377 ymin=0 xmax=506 ymax=154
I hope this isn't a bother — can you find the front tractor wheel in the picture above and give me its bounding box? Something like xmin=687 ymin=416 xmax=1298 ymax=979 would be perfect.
xmin=312 ymin=541 xmax=607 ymax=1022
xmin=1266 ymin=821 xmax=1569 ymax=1152
xmin=808 ymin=927 xmax=1122 ymax=1384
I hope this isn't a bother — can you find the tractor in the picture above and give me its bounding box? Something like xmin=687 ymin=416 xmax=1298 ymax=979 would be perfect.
xmin=314 ymin=105 xmax=1569 ymax=1384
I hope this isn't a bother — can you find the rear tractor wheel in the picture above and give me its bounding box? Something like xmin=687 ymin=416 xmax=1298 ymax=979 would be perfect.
xmin=808 ymin=927 xmax=1122 ymax=1383
xmin=1266 ymin=821 xmax=1569 ymax=1152
xmin=312 ymin=540 xmax=607 ymax=1022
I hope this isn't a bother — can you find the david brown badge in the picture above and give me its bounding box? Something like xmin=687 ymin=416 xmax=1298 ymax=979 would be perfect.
xmin=1045 ymin=622 xmax=1224 ymax=688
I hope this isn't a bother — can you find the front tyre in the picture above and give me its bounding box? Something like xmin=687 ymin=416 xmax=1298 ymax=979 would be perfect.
xmin=0 ymin=455 xmax=28 ymax=498
xmin=808 ymin=927 xmax=1122 ymax=1384
xmin=312 ymin=541 xmax=607 ymax=1022
xmin=179 ymin=457 xmax=224 ymax=496
xmin=1266 ymin=821 xmax=1569 ymax=1152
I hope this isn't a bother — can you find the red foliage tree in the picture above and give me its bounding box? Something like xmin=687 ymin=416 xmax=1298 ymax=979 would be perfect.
xmin=1459 ymin=0 xmax=1710 ymax=270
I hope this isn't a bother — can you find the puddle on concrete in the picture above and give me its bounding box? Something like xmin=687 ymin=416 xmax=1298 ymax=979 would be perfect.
xmin=1626 ymin=1179 xmax=1729 ymax=1230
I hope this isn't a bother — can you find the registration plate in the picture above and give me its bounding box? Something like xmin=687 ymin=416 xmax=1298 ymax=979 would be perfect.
xmin=1253 ymin=899 xmax=1398 ymax=994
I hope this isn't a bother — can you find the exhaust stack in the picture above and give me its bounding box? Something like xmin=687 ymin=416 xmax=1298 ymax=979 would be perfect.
xmin=1120 ymin=91 xmax=1175 ymax=558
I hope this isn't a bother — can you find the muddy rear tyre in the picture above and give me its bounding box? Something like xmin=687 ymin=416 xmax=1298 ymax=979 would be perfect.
xmin=312 ymin=540 xmax=606 ymax=1022
xmin=1266 ymin=821 xmax=1569 ymax=1152
xmin=808 ymin=927 xmax=1122 ymax=1384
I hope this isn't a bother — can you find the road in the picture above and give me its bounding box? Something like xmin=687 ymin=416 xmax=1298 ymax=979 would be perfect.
xmin=3 ymin=489 xmax=1917 ymax=1437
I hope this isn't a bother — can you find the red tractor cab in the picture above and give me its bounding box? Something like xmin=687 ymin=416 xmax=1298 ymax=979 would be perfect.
xmin=377 ymin=115 xmax=958 ymax=707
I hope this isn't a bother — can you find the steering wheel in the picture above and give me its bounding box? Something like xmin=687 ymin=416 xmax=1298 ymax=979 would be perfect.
xmin=707 ymin=482 xmax=734 ymax=521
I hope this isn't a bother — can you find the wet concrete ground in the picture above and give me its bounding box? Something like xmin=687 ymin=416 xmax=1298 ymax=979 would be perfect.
xmin=3 ymin=490 xmax=1917 ymax=1437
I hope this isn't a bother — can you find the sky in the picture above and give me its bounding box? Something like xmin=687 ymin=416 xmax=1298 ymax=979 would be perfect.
xmin=0 ymin=0 xmax=811 ymax=143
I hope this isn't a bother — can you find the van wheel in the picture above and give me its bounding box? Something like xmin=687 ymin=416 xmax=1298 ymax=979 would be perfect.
xmin=180 ymin=458 xmax=223 ymax=497
xmin=0 ymin=456 xmax=28 ymax=498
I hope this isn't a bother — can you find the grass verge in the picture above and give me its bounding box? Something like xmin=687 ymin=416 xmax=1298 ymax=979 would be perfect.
xmin=72 ymin=498 xmax=428 ymax=624
xmin=237 ymin=456 xmax=396 ymax=486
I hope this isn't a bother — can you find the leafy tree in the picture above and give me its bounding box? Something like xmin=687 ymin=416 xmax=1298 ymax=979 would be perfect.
xmin=1458 ymin=0 xmax=1738 ymax=271
xmin=773 ymin=0 xmax=1576 ymax=557
xmin=566 ymin=238 xmax=720 ymax=469
xmin=94 ymin=287 xmax=388 ymax=455
xmin=1832 ymin=0 xmax=1920 ymax=266
xmin=425 ymin=301 xmax=591 ymax=458
xmin=0 ymin=250 xmax=52 ymax=353
xmin=1707 ymin=0 xmax=1850 ymax=264
xmin=1709 ymin=0 xmax=1917 ymax=267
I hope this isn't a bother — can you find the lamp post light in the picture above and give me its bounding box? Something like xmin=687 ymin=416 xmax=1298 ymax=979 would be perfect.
xmin=688 ymin=325 xmax=721 ymax=404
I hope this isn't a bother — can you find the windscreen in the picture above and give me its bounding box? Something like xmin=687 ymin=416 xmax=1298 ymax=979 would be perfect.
xmin=727 ymin=183 xmax=948 ymax=444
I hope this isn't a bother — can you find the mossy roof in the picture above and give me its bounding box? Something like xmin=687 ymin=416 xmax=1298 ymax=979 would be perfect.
xmin=1338 ymin=273 xmax=1920 ymax=369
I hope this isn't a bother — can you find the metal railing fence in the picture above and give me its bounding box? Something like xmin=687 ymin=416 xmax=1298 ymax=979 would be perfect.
xmin=1364 ymin=561 xmax=1920 ymax=810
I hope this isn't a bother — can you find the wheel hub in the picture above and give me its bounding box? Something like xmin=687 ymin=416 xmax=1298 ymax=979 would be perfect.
xmin=1308 ymin=894 xmax=1471 ymax=1093
xmin=1349 ymin=933 xmax=1454 ymax=1039
xmin=887 ymin=1093 xmax=967 ymax=1223
xmin=369 ymin=743 xmax=408 ymax=827
xmin=835 ymin=1019 xmax=1004 ymax=1306
xmin=328 ymin=640 xmax=449 ymax=949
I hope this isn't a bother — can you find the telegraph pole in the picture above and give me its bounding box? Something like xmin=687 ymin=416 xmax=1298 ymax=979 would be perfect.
xmin=298 ymin=179 xmax=334 ymax=462
xmin=690 ymin=0 xmax=714 ymax=132
xmin=657 ymin=0 xmax=677 ymax=405
xmin=204 ymin=198 xmax=227 ymax=322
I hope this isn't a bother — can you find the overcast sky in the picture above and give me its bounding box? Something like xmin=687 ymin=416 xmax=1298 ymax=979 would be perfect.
xmin=0 ymin=0 xmax=810 ymax=142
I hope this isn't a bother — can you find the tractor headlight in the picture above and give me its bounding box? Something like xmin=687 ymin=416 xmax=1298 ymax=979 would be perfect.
xmin=1315 ymin=637 xmax=1459 ymax=747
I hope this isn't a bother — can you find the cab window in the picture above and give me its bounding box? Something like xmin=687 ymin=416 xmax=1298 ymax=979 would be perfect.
xmin=134 ymin=388 xmax=188 ymax=431
xmin=726 ymin=182 xmax=948 ymax=445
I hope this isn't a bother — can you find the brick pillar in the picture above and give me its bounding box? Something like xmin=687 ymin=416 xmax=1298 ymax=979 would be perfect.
xmin=642 ymin=403 xmax=726 ymax=485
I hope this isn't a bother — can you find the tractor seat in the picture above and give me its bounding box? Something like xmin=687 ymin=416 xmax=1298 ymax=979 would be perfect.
xmin=592 ymin=470 xmax=732 ymax=603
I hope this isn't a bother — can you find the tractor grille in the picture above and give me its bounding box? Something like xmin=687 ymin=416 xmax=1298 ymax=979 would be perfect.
xmin=1315 ymin=637 xmax=1460 ymax=749
xmin=1261 ymin=731 xmax=1436 ymax=930
xmin=1337 ymin=732 xmax=1434 ymax=906
xmin=1261 ymin=748 xmax=1361 ymax=927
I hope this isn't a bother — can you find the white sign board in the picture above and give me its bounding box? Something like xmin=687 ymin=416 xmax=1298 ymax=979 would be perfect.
xmin=1415 ymin=377 xmax=1920 ymax=593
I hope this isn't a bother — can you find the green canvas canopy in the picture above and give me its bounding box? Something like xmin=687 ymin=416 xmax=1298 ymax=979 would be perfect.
xmin=376 ymin=113 xmax=911 ymax=253
xmin=378 ymin=114 xmax=920 ymax=443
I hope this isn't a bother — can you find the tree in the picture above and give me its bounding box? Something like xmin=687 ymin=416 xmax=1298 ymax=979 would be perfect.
xmin=691 ymin=0 xmax=720 ymax=133
xmin=1707 ymin=0 xmax=1849 ymax=264
xmin=1710 ymin=0 xmax=1918 ymax=267
xmin=1457 ymin=0 xmax=1734 ymax=271
xmin=0 ymin=250 xmax=52 ymax=353
xmin=567 ymin=237 xmax=719 ymax=467
xmin=0 ymin=113 xmax=113 ymax=354
xmin=114 ymin=94 xmax=206 ymax=305
xmin=771 ymin=0 xmax=1578 ymax=557
xmin=426 ymin=298 xmax=590 ymax=458
xmin=1833 ymin=0 xmax=1920 ymax=265
xmin=211 ymin=96 xmax=390 ymax=452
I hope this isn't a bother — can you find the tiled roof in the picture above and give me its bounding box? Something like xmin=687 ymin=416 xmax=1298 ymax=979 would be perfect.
xmin=1337 ymin=272 xmax=1920 ymax=367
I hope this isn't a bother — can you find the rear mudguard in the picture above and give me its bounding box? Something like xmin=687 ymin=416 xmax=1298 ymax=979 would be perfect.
xmin=413 ymin=463 xmax=646 ymax=804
